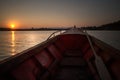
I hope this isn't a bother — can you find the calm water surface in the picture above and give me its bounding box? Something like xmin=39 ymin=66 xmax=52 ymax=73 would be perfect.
xmin=0 ymin=31 xmax=54 ymax=60
xmin=0 ymin=30 xmax=120 ymax=61
xmin=88 ymin=31 xmax=120 ymax=50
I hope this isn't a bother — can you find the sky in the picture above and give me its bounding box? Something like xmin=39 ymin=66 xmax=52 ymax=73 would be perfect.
xmin=0 ymin=0 xmax=120 ymax=28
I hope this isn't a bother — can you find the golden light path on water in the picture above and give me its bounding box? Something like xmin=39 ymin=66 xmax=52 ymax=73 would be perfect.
xmin=11 ymin=31 xmax=15 ymax=55
xmin=0 ymin=31 xmax=54 ymax=61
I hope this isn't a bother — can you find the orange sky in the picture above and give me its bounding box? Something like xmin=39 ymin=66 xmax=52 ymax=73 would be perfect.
xmin=0 ymin=0 xmax=120 ymax=28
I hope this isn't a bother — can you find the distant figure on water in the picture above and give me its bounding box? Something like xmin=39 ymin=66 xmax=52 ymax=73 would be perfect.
xmin=74 ymin=25 xmax=76 ymax=28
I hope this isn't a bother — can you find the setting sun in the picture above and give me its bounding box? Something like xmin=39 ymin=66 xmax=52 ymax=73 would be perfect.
xmin=11 ymin=24 xmax=15 ymax=29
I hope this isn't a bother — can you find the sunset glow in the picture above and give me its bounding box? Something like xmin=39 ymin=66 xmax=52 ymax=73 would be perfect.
xmin=0 ymin=0 xmax=120 ymax=28
xmin=11 ymin=24 xmax=15 ymax=29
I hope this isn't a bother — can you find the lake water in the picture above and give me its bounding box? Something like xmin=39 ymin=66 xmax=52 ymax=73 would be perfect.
xmin=88 ymin=31 xmax=120 ymax=50
xmin=0 ymin=30 xmax=120 ymax=61
xmin=0 ymin=31 xmax=55 ymax=60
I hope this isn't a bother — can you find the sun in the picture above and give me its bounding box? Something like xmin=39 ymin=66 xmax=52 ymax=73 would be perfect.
xmin=11 ymin=24 xmax=15 ymax=29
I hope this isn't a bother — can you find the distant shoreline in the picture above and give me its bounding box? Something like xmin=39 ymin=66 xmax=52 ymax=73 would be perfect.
xmin=1 ymin=20 xmax=120 ymax=31
xmin=0 ymin=28 xmax=69 ymax=31
xmin=0 ymin=28 xmax=120 ymax=31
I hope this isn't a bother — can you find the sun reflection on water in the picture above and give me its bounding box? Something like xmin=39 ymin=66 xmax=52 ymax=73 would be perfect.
xmin=11 ymin=31 xmax=15 ymax=55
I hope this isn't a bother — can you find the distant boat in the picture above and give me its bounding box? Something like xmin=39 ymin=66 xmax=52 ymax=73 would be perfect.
xmin=0 ymin=27 xmax=120 ymax=80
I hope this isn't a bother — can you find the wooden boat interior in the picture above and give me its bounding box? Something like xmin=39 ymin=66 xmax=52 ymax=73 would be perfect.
xmin=0 ymin=29 xmax=120 ymax=80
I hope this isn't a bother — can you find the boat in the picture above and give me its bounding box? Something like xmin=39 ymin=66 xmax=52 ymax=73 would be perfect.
xmin=0 ymin=27 xmax=120 ymax=80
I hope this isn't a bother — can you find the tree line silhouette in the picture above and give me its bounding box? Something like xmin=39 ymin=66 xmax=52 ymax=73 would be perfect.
xmin=0 ymin=20 xmax=120 ymax=31
xmin=81 ymin=20 xmax=120 ymax=30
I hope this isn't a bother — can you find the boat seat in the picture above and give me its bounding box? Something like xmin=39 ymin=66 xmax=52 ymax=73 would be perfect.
xmin=47 ymin=44 xmax=63 ymax=60
xmin=34 ymin=49 xmax=60 ymax=77
xmin=53 ymin=67 xmax=94 ymax=80
xmin=52 ymin=49 xmax=94 ymax=80
xmin=60 ymin=50 xmax=86 ymax=67
xmin=53 ymin=56 xmax=94 ymax=80
xmin=34 ymin=50 xmax=54 ymax=68
xmin=63 ymin=50 xmax=83 ymax=57
xmin=60 ymin=57 xmax=87 ymax=67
